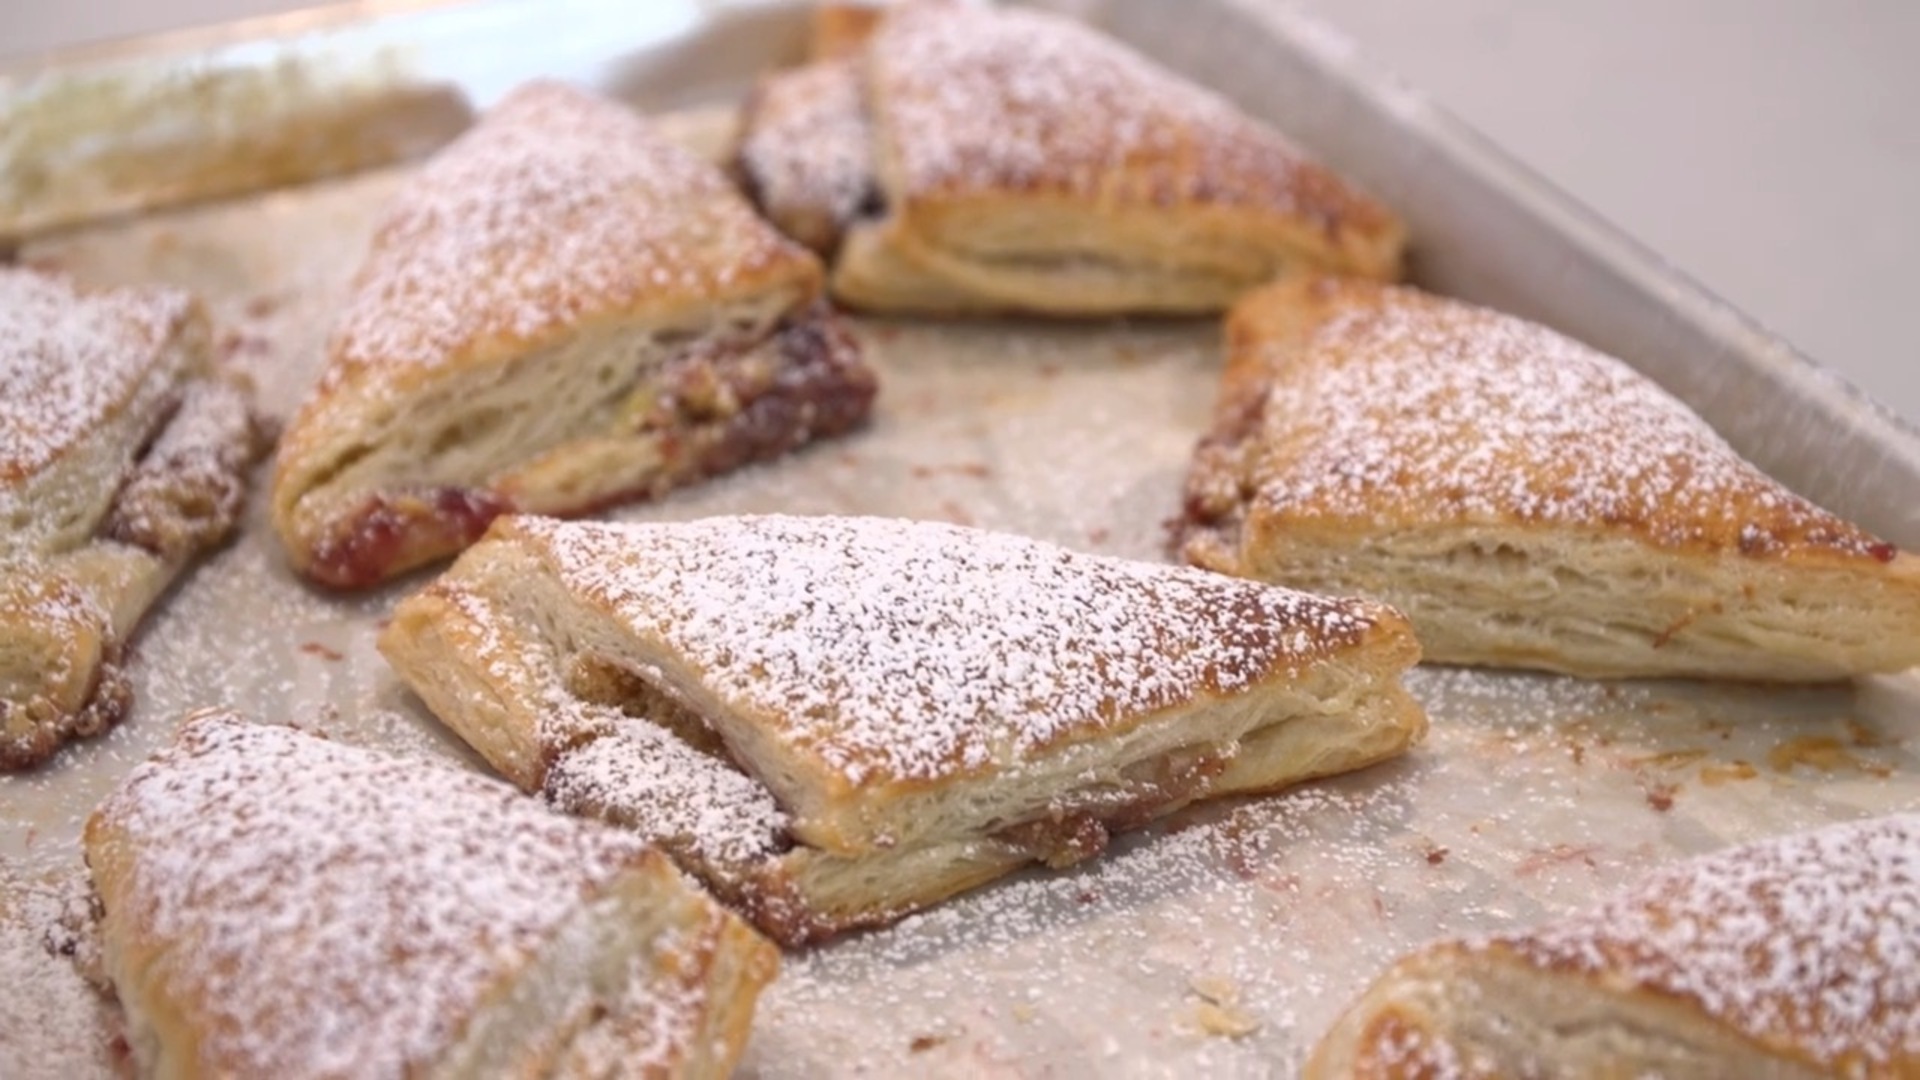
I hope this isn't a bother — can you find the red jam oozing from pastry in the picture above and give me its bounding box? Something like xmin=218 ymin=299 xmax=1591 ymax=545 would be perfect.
xmin=310 ymin=487 xmax=509 ymax=589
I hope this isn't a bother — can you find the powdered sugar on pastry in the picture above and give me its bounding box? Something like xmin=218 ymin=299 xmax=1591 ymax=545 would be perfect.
xmin=1485 ymin=813 xmax=1920 ymax=1070
xmin=0 ymin=268 xmax=192 ymax=493
xmin=422 ymin=581 xmax=791 ymax=868
xmin=543 ymin=707 xmax=792 ymax=867
xmin=325 ymin=80 xmax=797 ymax=380
xmin=737 ymin=60 xmax=873 ymax=250
xmin=87 ymin=712 xmax=683 ymax=1077
xmin=524 ymin=514 xmax=1391 ymax=785
xmin=0 ymin=876 xmax=120 ymax=1078
xmin=1245 ymin=282 xmax=1891 ymax=559
xmin=870 ymin=3 xmax=1369 ymax=223
xmin=102 ymin=376 xmax=260 ymax=560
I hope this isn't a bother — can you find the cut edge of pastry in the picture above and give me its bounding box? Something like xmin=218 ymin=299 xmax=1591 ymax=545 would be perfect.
xmin=2 ymin=275 xmax=265 ymax=770
xmin=831 ymin=191 xmax=1406 ymax=318
xmin=379 ymin=515 xmax=1426 ymax=945
xmin=272 ymin=295 xmax=876 ymax=590
xmin=1216 ymin=523 xmax=1920 ymax=681
xmin=1304 ymin=942 xmax=1835 ymax=1080
xmin=1178 ymin=276 xmax=1920 ymax=681
xmin=426 ymin=852 xmax=778 ymax=1079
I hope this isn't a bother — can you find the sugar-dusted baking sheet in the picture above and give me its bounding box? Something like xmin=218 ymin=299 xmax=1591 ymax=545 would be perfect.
xmin=5 ymin=1 xmax=1920 ymax=1076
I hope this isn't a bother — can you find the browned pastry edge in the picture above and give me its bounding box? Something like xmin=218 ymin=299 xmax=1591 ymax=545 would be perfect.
xmin=299 ymin=305 xmax=877 ymax=590
xmin=0 ymin=641 xmax=131 ymax=771
xmin=2 ymin=374 xmax=266 ymax=772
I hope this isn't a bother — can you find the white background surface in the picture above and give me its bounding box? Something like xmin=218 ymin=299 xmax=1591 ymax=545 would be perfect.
xmin=4 ymin=0 xmax=1917 ymax=424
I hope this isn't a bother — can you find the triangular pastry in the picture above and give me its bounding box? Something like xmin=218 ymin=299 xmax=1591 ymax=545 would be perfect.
xmin=1179 ymin=277 xmax=1920 ymax=681
xmin=1306 ymin=813 xmax=1920 ymax=1078
xmin=271 ymin=80 xmax=878 ymax=589
xmin=85 ymin=710 xmax=778 ymax=1078
xmin=735 ymin=2 xmax=1404 ymax=315
xmin=1 ymin=267 xmax=262 ymax=770
xmin=379 ymin=514 xmax=1426 ymax=945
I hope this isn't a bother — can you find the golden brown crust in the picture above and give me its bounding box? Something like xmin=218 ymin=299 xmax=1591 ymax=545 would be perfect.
xmin=1179 ymin=277 xmax=1920 ymax=679
xmin=0 ymin=572 xmax=132 ymax=770
xmin=807 ymin=2 xmax=885 ymax=62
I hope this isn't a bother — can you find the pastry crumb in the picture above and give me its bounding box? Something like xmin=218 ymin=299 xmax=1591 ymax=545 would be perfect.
xmin=1185 ymin=1000 xmax=1260 ymax=1039
xmin=1182 ymin=975 xmax=1260 ymax=1038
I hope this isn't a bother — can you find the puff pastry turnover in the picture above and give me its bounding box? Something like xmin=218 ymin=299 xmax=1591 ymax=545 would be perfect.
xmin=85 ymin=709 xmax=778 ymax=1079
xmin=380 ymin=514 xmax=1426 ymax=945
xmin=735 ymin=2 xmax=1404 ymax=315
xmin=1179 ymin=277 xmax=1920 ymax=681
xmin=1 ymin=268 xmax=262 ymax=770
xmin=272 ymin=80 xmax=878 ymax=589
xmin=1306 ymin=813 xmax=1920 ymax=1079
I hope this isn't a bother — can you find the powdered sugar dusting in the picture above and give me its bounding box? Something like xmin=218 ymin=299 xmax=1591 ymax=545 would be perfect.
xmin=543 ymin=706 xmax=790 ymax=867
xmin=737 ymin=59 xmax=873 ymax=250
xmin=870 ymin=3 xmax=1377 ymax=229
xmin=101 ymin=375 xmax=259 ymax=560
xmin=1246 ymin=284 xmax=1889 ymax=557
xmin=321 ymin=80 xmax=801 ymax=382
xmin=523 ymin=514 xmax=1391 ymax=785
xmin=1490 ymin=813 xmax=1920 ymax=1069
xmin=0 ymin=872 xmax=120 ymax=1079
xmin=0 ymin=267 xmax=191 ymax=500
xmin=422 ymin=581 xmax=790 ymax=868
xmin=90 ymin=712 xmax=680 ymax=1077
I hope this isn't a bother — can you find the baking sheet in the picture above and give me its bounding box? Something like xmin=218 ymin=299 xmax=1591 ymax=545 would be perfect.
xmin=5 ymin=1 xmax=1920 ymax=1076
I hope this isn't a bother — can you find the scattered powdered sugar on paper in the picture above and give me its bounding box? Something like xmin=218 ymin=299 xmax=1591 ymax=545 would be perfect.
xmin=90 ymin=712 xmax=688 ymax=1077
xmin=525 ymin=514 xmax=1390 ymax=784
xmin=1249 ymin=284 xmax=1891 ymax=557
xmin=870 ymin=3 xmax=1376 ymax=228
xmin=1487 ymin=813 xmax=1920 ymax=1069
xmin=320 ymin=79 xmax=798 ymax=382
